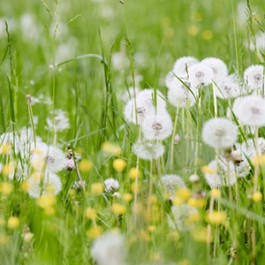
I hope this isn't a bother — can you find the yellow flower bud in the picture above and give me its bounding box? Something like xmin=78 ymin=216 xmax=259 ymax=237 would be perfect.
xmin=79 ymin=159 xmax=93 ymax=172
xmin=112 ymin=203 xmax=126 ymax=215
xmin=85 ymin=208 xmax=97 ymax=220
xmin=128 ymin=167 xmax=140 ymax=180
xmin=0 ymin=143 xmax=12 ymax=155
xmin=86 ymin=226 xmax=102 ymax=239
xmin=122 ymin=193 xmax=133 ymax=202
xmin=202 ymin=165 xmax=215 ymax=175
xmin=113 ymin=159 xmax=126 ymax=172
xmin=211 ymin=188 xmax=221 ymax=199
xmin=102 ymin=142 xmax=121 ymax=156
xmin=37 ymin=194 xmax=56 ymax=209
xmin=207 ymin=210 xmax=227 ymax=225
xmin=191 ymin=227 xmax=209 ymax=243
xmin=90 ymin=183 xmax=104 ymax=194
xmin=176 ymin=188 xmax=191 ymax=201
xmin=252 ymin=191 xmax=262 ymax=202
xmin=0 ymin=182 xmax=13 ymax=195
xmin=7 ymin=216 xmax=20 ymax=229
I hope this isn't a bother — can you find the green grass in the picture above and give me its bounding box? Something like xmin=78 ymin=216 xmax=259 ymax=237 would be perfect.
xmin=0 ymin=0 xmax=265 ymax=264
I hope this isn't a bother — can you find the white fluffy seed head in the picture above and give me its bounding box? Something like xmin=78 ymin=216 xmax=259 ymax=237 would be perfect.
xmin=233 ymin=95 xmax=265 ymax=127
xmin=201 ymin=57 xmax=228 ymax=84
xmin=203 ymin=159 xmax=237 ymax=188
xmin=165 ymin=71 xmax=187 ymax=90
xmin=166 ymin=77 xmax=196 ymax=108
xmin=249 ymin=32 xmax=265 ymax=52
xmin=161 ymin=175 xmax=186 ymax=199
xmin=118 ymin=86 xmax=140 ymax=103
xmin=123 ymin=89 xmax=166 ymax=125
xmin=124 ymin=98 xmax=155 ymax=125
xmin=31 ymin=144 xmax=66 ymax=173
xmin=132 ymin=140 xmax=165 ymax=160
xmin=169 ymin=204 xmax=198 ymax=231
xmin=239 ymin=137 xmax=265 ymax=159
xmin=244 ymin=65 xmax=264 ymax=91
xmin=27 ymin=172 xmax=62 ymax=198
xmin=188 ymin=63 xmax=214 ymax=89
xmin=172 ymin=56 xmax=199 ymax=79
xmin=216 ymin=74 xmax=242 ymax=99
xmin=46 ymin=109 xmax=70 ymax=132
xmin=141 ymin=110 xmax=173 ymax=140
xmin=91 ymin=231 xmax=126 ymax=265
xmin=202 ymin=118 xmax=238 ymax=149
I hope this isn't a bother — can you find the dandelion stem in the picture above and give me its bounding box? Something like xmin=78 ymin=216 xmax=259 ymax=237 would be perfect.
xmin=170 ymin=105 xmax=180 ymax=172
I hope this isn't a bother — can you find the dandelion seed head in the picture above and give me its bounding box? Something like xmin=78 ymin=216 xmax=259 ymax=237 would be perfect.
xmin=91 ymin=231 xmax=126 ymax=265
xmin=133 ymin=140 xmax=165 ymax=160
xmin=239 ymin=137 xmax=265 ymax=159
xmin=172 ymin=56 xmax=199 ymax=79
xmin=46 ymin=109 xmax=70 ymax=132
xmin=216 ymin=74 xmax=242 ymax=99
xmin=188 ymin=63 xmax=214 ymax=89
xmin=167 ymin=84 xmax=195 ymax=108
xmin=244 ymin=65 xmax=264 ymax=91
xmin=169 ymin=204 xmax=198 ymax=231
xmin=27 ymin=172 xmax=62 ymax=198
xmin=249 ymin=32 xmax=265 ymax=52
xmin=201 ymin=57 xmax=228 ymax=84
xmin=31 ymin=144 xmax=66 ymax=173
xmin=203 ymin=159 xmax=237 ymax=188
xmin=161 ymin=175 xmax=186 ymax=199
xmin=118 ymin=86 xmax=140 ymax=103
xmin=141 ymin=111 xmax=173 ymax=140
xmin=202 ymin=118 xmax=238 ymax=149
xmin=233 ymin=95 xmax=265 ymax=127
xmin=124 ymin=97 xmax=155 ymax=125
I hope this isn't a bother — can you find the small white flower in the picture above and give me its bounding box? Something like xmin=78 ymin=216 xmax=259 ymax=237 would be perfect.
xmin=91 ymin=231 xmax=126 ymax=265
xmin=244 ymin=65 xmax=264 ymax=92
xmin=104 ymin=178 xmax=119 ymax=193
xmin=161 ymin=175 xmax=186 ymax=199
xmin=203 ymin=159 xmax=237 ymax=188
xmin=141 ymin=111 xmax=173 ymax=140
xmin=201 ymin=57 xmax=228 ymax=84
xmin=133 ymin=140 xmax=165 ymax=160
xmin=27 ymin=172 xmax=62 ymax=198
xmin=188 ymin=63 xmax=214 ymax=89
xmin=202 ymin=118 xmax=238 ymax=149
xmin=216 ymin=74 xmax=242 ymax=99
xmin=233 ymin=95 xmax=265 ymax=127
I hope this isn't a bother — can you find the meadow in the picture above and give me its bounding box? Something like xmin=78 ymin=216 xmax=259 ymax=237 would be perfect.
xmin=0 ymin=0 xmax=265 ymax=264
